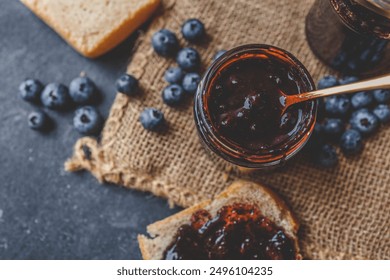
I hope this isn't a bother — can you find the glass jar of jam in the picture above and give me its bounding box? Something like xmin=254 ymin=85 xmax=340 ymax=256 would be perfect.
xmin=306 ymin=0 xmax=390 ymax=76
xmin=194 ymin=44 xmax=317 ymax=169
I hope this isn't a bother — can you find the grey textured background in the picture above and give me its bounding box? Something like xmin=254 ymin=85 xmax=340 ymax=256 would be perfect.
xmin=0 ymin=1 xmax=178 ymax=259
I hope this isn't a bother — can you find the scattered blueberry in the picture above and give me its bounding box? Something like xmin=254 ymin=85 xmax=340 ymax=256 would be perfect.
xmin=373 ymin=89 xmax=390 ymax=104
xmin=182 ymin=72 xmax=201 ymax=94
xmin=140 ymin=108 xmax=165 ymax=131
xmin=213 ymin=50 xmax=226 ymax=61
xmin=41 ymin=83 xmax=71 ymax=110
xmin=151 ymin=29 xmax=179 ymax=57
xmin=19 ymin=79 xmax=43 ymax=103
xmin=351 ymin=91 xmax=373 ymax=109
xmin=315 ymin=144 xmax=338 ymax=168
xmin=73 ymin=106 xmax=103 ymax=135
xmin=350 ymin=109 xmax=379 ymax=135
xmin=317 ymin=75 xmax=338 ymax=89
xmin=69 ymin=76 xmax=96 ymax=104
xmin=346 ymin=59 xmax=360 ymax=72
xmin=181 ymin=19 xmax=205 ymax=42
xmin=338 ymin=76 xmax=358 ymax=85
xmin=162 ymin=84 xmax=185 ymax=106
xmin=340 ymin=129 xmax=363 ymax=156
xmin=324 ymin=96 xmax=350 ymax=117
xmin=164 ymin=67 xmax=184 ymax=84
xmin=28 ymin=111 xmax=48 ymax=131
xmin=116 ymin=74 xmax=139 ymax=96
xmin=370 ymin=53 xmax=382 ymax=64
xmin=373 ymin=104 xmax=390 ymax=124
xmin=323 ymin=118 xmax=344 ymax=139
xmin=176 ymin=47 xmax=200 ymax=71
xmin=331 ymin=51 xmax=347 ymax=69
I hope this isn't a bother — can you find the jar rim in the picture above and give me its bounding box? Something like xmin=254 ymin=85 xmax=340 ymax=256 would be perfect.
xmin=194 ymin=44 xmax=317 ymax=168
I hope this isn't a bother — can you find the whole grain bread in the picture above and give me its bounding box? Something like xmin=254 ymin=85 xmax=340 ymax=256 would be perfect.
xmin=20 ymin=0 xmax=160 ymax=58
xmin=138 ymin=180 xmax=301 ymax=260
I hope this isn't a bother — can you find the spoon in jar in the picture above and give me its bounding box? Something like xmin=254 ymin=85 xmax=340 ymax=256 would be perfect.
xmin=279 ymin=73 xmax=390 ymax=114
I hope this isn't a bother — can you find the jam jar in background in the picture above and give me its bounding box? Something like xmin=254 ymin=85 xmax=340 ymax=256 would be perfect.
xmin=306 ymin=0 xmax=390 ymax=76
xmin=194 ymin=44 xmax=317 ymax=169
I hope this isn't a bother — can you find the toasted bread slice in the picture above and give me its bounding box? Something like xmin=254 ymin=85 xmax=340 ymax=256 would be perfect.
xmin=21 ymin=0 xmax=160 ymax=58
xmin=138 ymin=180 xmax=301 ymax=260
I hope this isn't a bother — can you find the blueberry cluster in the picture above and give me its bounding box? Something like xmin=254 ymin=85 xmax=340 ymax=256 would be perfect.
xmin=308 ymin=75 xmax=390 ymax=168
xmin=137 ymin=19 xmax=210 ymax=132
xmin=19 ymin=76 xmax=104 ymax=135
xmin=121 ymin=19 xmax=227 ymax=132
xmin=331 ymin=37 xmax=387 ymax=74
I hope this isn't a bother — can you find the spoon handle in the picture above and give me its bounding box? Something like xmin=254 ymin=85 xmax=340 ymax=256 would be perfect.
xmin=290 ymin=73 xmax=390 ymax=105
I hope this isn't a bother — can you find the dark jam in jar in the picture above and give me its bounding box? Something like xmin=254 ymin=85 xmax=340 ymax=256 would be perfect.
xmin=163 ymin=203 xmax=297 ymax=260
xmin=207 ymin=57 xmax=306 ymax=151
xmin=194 ymin=45 xmax=316 ymax=169
xmin=306 ymin=0 xmax=390 ymax=75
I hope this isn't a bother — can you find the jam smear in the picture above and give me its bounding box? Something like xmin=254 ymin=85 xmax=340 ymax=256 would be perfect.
xmin=163 ymin=203 xmax=297 ymax=260
xmin=207 ymin=57 xmax=307 ymax=151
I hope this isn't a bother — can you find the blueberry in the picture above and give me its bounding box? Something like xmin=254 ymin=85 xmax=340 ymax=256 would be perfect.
xmin=19 ymin=79 xmax=43 ymax=103
xmin=340 ymin=129 xmax=363 ymax=156
xmin=181 ymin=19 xmax=205 ymax=42
xmin=373 ymin=89 xmax=390 ymax=104
xmin=176 ymin=47 xmax=200 ymax=71
xmin=351 ymin=91 xmax=373 ymax=109
xmin=41 ymin=83 xmax=71 ymax=110
xmin=324 ymin=96 xmax=350 ymax=117
xmin=164 ymin=67 xmax=184 ymax=84
xmin=28 ymin=111 xmax=48 ymax=131
xmin=69 ymin=76 xmax=96 ymax=104
xmin=162 ymin=84 xmax=185 ymax=106
xmin=332 ymin=51 xmax=347 ymax=69
xmin=315 ymin=144 xmax=338 ymax=168
xmin=151 ymin=29 xmax=179 ymax=57
xmin=323 ymin=118 xmax=344 ymax=139
xmin=317 ymin=75 xmax=338 ymax=89
xmin=73 ymin=106 xmax=103 ymax=135
xmin=116 ymin=74 xmax=138 ymax=96
xmin=350 ymin=109 xmax=379 ymax=135
xmin=346 ymin=59 xmax=360 ymax=72
xmin=213 ymin=50 xmax=226 ymax=61
xmin=373 ymin=104 xmax=390 ymax=124
xmin=370 ymin=53 xmax=382 ymax=64
xmin=140 ymin=108 xmax=165 ymax=131
xmin=338 ymin=76 xmax=358 ymax=85
xmin=182 ymin=72 xmax=201 ymax=94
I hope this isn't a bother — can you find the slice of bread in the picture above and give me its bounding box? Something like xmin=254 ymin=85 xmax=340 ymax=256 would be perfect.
xmin=21 ymin=0 xmax=160 ymax=58
xmin=138 ymin=180 xmax=301 ymax=260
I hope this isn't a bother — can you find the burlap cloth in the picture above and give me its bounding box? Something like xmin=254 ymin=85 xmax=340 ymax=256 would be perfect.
xmin=65 ymin=0 xmax=390 ymax=259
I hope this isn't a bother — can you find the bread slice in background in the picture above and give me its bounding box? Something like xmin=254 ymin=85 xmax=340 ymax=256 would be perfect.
xmin=138 ymin=180 xmax=301 ymax=260
xmin=21 ymin=0 xmax=160 ymax=58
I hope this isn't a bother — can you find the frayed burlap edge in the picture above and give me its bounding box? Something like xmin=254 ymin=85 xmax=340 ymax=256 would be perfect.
xmin=65 ymin=140 xmax=368 ymax=260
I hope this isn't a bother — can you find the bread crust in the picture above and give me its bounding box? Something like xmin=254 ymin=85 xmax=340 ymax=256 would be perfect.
xmin=21 ymin=0 xmax=160 ymax=58
xmin=138 ymin=180 xmax=301 ymax=260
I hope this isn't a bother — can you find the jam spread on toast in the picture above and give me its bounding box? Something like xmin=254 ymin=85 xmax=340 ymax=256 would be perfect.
xmin=163 ymin=203 xmax=297 ymax=260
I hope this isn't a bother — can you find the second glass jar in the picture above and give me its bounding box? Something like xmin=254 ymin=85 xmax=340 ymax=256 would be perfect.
xmin=306 ymin=0 xmax=390 ymax=76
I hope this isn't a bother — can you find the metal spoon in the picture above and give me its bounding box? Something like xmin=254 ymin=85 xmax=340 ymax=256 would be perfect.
xmin=279 ymin=73 xmax=390 ymax=114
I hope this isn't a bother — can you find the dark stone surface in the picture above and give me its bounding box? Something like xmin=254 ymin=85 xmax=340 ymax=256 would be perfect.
xmin=0 ymin=1 xmax=179 ymax=259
